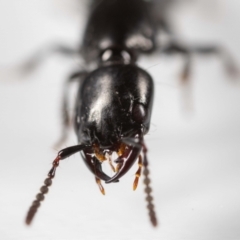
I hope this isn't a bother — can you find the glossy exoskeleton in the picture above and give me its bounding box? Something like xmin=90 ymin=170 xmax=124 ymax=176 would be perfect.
xmin=25 ymin=0 xmax=237 ymax=227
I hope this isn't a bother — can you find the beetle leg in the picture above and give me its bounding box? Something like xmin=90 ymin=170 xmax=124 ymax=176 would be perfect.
xmin=160 ymin=44 xmax=192 ymax=111
xmin=162 ymin=42 xmax=239 ymax=111
xmin=180 ymin=53 xmax=194 ymax=111
xmin=161 ymin=43 xmax=193 ymax=88
xmin=162 ymin=43 xmax=239 ymax=79
xmin=193 ymin=46 xmax=239 ymax=78
xmin=18 ymin=44 xmax=78 ymax=75
xmin=133 ymin=154 xmax=143 ymax=190
xmin=180 ymin=53 xmax=191 ymax=83
xmin=54 ymin=71 xmax=88 ymax=149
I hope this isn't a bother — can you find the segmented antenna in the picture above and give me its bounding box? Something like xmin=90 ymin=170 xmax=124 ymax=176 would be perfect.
xmin=25 ymin=177 xmax=53 ymax=225
xmin=25 ymin=145 xmax=86 ymax=225
xmin=142 ymin=146 xmax=158 ymax=227
xmin=25 ymin=156 xmax=60 ymax=225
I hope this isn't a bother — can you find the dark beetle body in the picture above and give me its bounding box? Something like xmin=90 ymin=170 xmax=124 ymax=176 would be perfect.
xmin=81 ymin=0 xmax=157 ymax=63
xmin=26 ymin=0 xmax=160 ymax=225
xmin=76 ymin=0 xmax=157 ymax=150
xmin=74 ymin=0 xmax=156 ymax=182
xmin=75 ymin=64 xmax=154 ymax=148
xmin=27 ymin=0 xmax=232 ymax=226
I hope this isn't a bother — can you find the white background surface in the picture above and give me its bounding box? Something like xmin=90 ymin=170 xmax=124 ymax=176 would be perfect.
xmin=0 ymin=0 xmax=240 ymax=239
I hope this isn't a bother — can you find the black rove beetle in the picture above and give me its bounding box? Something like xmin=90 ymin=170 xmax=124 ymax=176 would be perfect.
xmin=25 ymin=0 xmax=238 ymax=227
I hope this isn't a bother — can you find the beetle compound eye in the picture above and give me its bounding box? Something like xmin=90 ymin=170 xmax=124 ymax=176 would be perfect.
xmin=132 ymin=104 xmax=147 ymax=123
